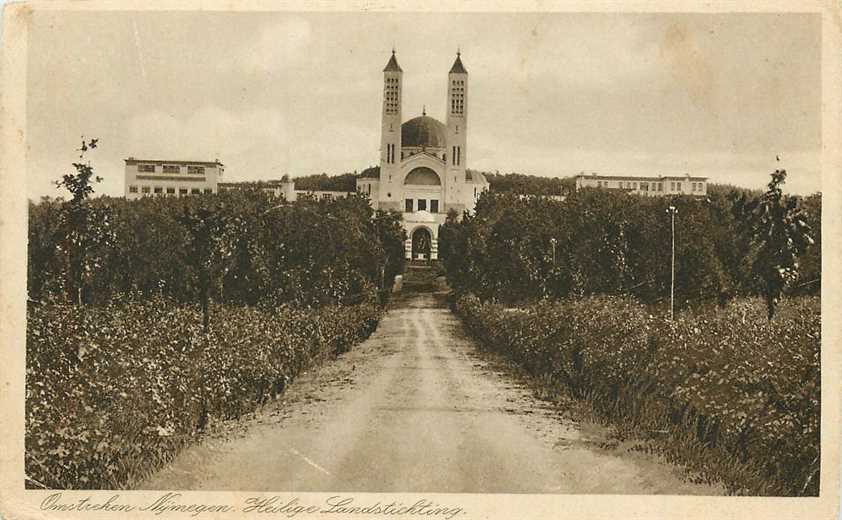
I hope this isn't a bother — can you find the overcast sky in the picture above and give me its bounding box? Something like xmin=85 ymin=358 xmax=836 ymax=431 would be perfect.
xmin=26 ymin=11 xmax=821 ymax=199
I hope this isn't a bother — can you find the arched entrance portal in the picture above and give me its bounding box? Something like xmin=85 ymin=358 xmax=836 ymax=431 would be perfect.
xmin=411 ymin=227 xmax=432 ymax=261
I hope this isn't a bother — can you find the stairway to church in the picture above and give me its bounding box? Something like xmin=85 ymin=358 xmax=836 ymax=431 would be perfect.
xmin=401 ymin=261 xmax=446 ymax=293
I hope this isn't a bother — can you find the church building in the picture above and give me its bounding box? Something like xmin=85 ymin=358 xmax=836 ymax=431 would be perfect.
xmin=357 ymin=51 xmax=489 ymax=261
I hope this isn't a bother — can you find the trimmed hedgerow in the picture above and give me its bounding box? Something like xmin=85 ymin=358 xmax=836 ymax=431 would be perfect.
xmin=25 ymin=299 xmax=380 ymax=489
xmin=454 ymin=294 xmax=820 ymax=496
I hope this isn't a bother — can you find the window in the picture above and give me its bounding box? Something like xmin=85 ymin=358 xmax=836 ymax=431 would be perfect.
xmin=322 ymin=193 xmax=333 ymax=200
xmin=129 ymin=185 xmax=138 ymax=193
xmin=166 ymin=187 xmax=175 ymax=194
xmin=677 ymin=182 xmax=682 ymax=191
xmin=384 ymin=78 xmax=399 ymax=115
xmin=141 ymin=186 xmax=151 ymax=194
xmin=430 ymin=200 xmax=439 ymax=213
xmin=204 ymin=188 xmax=213 ymax=194
xmin=418 ymin=199 xmax=427 ymax=211
xmin=191 ymin=188 xmax=201 ymax=194
xmin=367 ymin=184 xmax=371 ymax=194
xmin=153 ymin=186 xmax=163 ymax=194
xmin=451 ymin=81 xmax=465 ymax=115
xmin=179 ymin=188 xmax=188 ymax=195
xmin=138 ymin=164 xmax=155 ymax=173
xmin=187 ymin=166 xmax=205 ymax=175
xmin=163 ymin=165 xmax=180 ymax=174
xmin=405 ymin=198 xmax=413 ymax=212
xmin=670 ymin=182 xmax=675 ymax=191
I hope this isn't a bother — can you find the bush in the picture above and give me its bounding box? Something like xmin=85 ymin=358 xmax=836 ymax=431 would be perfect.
xmin=440 ymin=186 xmax=821 ymax=308
xmin=454 ymin=294 xmax=820 ymax=495
xmin=25 ymin=299 xmax=380 ymax=489
xmin=27 ymin=191 xmax=406 ymax=309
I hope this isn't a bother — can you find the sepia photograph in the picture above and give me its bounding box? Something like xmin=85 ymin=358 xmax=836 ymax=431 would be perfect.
xmin=1 ymin=2 xmax=840 ymax=519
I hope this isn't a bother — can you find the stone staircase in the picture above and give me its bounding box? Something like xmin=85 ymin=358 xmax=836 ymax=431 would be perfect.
xmin=401 ymin=261 xmax=445 ymax=293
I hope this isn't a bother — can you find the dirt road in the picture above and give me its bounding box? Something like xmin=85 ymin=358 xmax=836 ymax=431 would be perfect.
xmin=139 ymin=292 xmax=722 ymax=494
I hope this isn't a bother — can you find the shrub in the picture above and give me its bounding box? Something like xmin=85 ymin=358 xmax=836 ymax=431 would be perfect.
xmin=454 ymin=294 xmax=820 ymax=495
xmin=25 ymin=299 xmax=380 ymax=489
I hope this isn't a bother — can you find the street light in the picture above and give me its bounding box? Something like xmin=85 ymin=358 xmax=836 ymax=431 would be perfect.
xmin=666 ymin=205 xmax=678 ymax=320
xmin=549 ymin=237 xmax=558 ymax=266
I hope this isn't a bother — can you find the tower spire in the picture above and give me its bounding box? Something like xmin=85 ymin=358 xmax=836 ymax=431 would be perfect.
xmin=383 ymin=49 xmax=402 ymax=72
xmin=450 ymin=51 xmax=467 ymax=74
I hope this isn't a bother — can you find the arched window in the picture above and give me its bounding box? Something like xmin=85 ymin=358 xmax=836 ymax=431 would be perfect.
xmin=404 ymin=167 xmax=441 ymax=185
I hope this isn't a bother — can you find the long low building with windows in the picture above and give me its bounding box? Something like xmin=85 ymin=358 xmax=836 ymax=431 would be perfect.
xmin=574 ymin=173 xmax=708 ymax=196
xmin=124 ymin=158 xmax=224 ymax=199
xmin=218 ymin=179 xmax=351 ymax=202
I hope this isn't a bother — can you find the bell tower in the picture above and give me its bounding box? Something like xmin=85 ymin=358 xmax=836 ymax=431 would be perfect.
xmin=380 ymin=50 xmax=403 ymax=209
xmin=445 ymin=51 xmax=467 ymax=212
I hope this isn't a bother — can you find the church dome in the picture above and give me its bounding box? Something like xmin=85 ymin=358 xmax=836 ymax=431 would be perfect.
xmin=401 ymin=116 xmax=446 ymax=149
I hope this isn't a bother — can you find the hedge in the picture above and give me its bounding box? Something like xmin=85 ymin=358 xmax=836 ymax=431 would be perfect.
xmin=454 ymin=294 xmax=820 ymax=496
xmin=25 ymin=299 xmax=380 ymax=489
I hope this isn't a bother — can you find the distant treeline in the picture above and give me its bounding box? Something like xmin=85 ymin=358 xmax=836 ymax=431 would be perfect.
xmin=288 ymin=168 xmax=773 ymax=200
xmin=290 ymin=167 xmax=577 ymax=196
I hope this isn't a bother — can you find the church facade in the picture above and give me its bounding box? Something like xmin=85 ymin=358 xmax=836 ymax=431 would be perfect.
xmin=357 ymin=51 xmax=489 ymax=261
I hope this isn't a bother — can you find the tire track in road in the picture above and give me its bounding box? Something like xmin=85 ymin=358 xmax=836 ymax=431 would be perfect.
xmin=138 ymin=292 xmax=724 ymax=494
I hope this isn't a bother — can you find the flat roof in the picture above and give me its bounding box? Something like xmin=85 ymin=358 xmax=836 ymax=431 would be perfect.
xmin=218 ymin=180 xmax=287 ymax=186
xmin=125 ymin=158 xmax=224 ymax=167
xmin=575 ymin=174 xmax=708 ymax=181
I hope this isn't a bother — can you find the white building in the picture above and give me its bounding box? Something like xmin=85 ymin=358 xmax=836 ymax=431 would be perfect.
xmin=574 ymin=173 xmax=708 ymax=196
xmin=218 ymin=180 xmax=350 ymax=202
xmin=360 ymin=51 xmax=490 ymax=260
xmin=124 ymin=158 xmax=224 ymax=199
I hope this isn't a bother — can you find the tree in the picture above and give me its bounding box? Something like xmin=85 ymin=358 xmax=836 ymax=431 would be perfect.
xmin=177 ymin=199 xmax=229 ymax=332
xmin=373 ymin=209 xmax=406 ymax=292
xmin=735 ymin=169 xmax=814 ymax=319
xmin=54 ymin=137 xmax=114 ymax=304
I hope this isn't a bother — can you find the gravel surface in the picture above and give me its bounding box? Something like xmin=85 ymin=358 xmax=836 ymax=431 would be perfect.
xmin=138 ymin=292 xmax=724 ymax=494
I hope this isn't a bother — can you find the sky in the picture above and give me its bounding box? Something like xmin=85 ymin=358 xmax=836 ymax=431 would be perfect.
xmin=25 ymin=11 xmax=822 ymax=199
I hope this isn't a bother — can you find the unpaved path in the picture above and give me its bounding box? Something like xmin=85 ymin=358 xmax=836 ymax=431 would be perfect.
xmin=139 ymin=292 xmax=723 ymax=494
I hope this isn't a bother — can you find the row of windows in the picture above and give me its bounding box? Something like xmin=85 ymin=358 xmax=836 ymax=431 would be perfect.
xmin=594 ymin=180 xmax=705 ymax=193
xmin=386 ymin=77 xmax=399 ymax=84
xmin=385 ymin=84 xmax=400 ymax=114
xmin=128 ymin=185 xmax=213 ymax=196
xmin=136 ymin=164 xmax=207 ymax=175
xmin=452 ymin=80 xmax=465 ymax=86
xmin=451 ymin=92 xmax=464 ymax=115
xmin=386 ymin=143 xmax=397 ymax=164
xmin=451 ymin=145 xmax=462 ymax=166
xmin=405 ymin=198 xmax=439 ymax=213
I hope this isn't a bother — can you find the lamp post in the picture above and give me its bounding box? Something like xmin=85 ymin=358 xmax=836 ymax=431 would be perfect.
xmin=549 ymin=237 xmax=557 ymax=266
xmin=666 ymin=205 xmax=678 ymax=320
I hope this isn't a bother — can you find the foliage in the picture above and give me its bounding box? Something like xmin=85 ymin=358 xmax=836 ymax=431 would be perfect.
xmin=292 ymin=172 xmax=359 ymax=192
xmin=26 ymin=299 xmax=380 ymax=489
xmin=733 ymin=170 xmax=814 ymax=319
xmin=794 ymin=193 xmax=821 ymax=294
xmin=440 ymin=184 xmax=820 ymax=308
xmin=454 ymin=293 xmax=820 ymax=496
xmin=479 ymin=170 xmax=574 ymax=196
xmin=52 ymin=138 xmax=116 ymax=304
xmin=28 ymin=191 xmax=405 ymax=309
